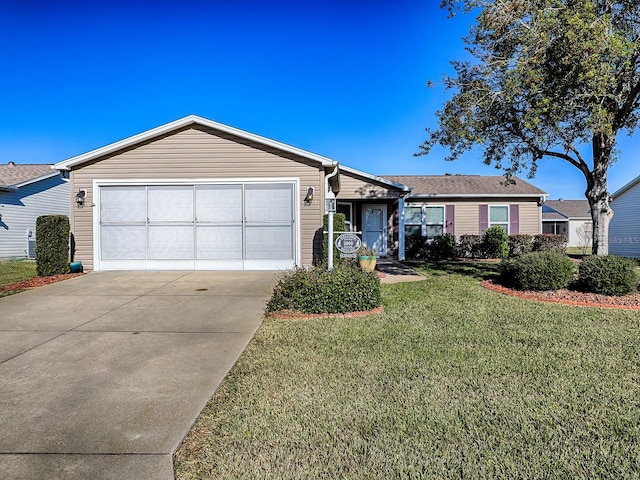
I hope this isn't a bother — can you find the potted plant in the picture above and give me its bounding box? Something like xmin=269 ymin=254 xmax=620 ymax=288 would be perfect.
xmin=358 ymin=246 xmax=378 ymax=272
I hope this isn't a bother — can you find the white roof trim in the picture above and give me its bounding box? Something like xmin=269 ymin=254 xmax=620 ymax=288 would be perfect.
xmin=53 ymin=115 xmax=337 ymax=171
xmin=339 ymin=165 xmax=412 ymax=192
xmin=612 ymin=173 xmax=640 ymax=200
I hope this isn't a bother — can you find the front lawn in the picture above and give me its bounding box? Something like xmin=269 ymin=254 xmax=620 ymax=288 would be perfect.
xmin=0 ymin=260 xmax=37 ymax=297
xmin=174 ymin=264 xmax=640 ymax=479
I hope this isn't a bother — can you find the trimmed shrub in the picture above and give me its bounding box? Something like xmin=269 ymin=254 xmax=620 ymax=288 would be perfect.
xmin=405 ymin=236 xmax=431 ymax=261
xmin=322 ymin=213 xmax=347 ymax=264
xmin=577 ymin=255 xmax=639 ymax=296
xmin=532 ymin=234 xmax=566 ymax=253
xmin=483 ymin=226 xmax=509 ymax=259
xmin=499 ymin=252 xmax=575 ymax=291
xmin=431 ymin=233 xmax=457 ymax=260
xmin=457 ymin=235 xmax=484 ymax=259
xmin=508 ymin=234 xmax=534 ymax=257
xmin=266 ymin=262 xmax=381 ymax=314
xmin=35 ymin=215 xmax=70 ymax=277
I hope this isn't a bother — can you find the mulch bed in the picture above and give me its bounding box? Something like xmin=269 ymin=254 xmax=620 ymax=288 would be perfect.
xmin=482 ymin=280 xmax=640 ymax=310
xmin=1 ymin=273 xmax=84 ymax=292
xmin=265 ymin=305 xmax=384 ymax=320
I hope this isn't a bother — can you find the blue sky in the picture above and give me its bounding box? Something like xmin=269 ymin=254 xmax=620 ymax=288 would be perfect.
xmin=1 ymin=1 xmax=637 ymax=199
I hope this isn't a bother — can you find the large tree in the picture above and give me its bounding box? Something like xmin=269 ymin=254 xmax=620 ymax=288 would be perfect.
xmin=420 ymin=0 xmax=640 ymax=254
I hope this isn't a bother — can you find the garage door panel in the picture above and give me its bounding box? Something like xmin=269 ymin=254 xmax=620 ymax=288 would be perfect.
xmin=101 ymin=187 xmax=146 ymax=223
xmin=148 ymin=226 xmax=194 ymax=260
xmin=245 ymin=184 xmax=293 ymax=222
xmin=148 ymin=186 xmax=194 ymax=222
xmin=101 ymin=225 xmax=146 ymax=260
xmin=246 ymin=226 xmax=293 ymax=260
xmin=196 ymin=185 xmax=242 ymax=223
xmin=196 ymin=226 xmax=242 ymax=260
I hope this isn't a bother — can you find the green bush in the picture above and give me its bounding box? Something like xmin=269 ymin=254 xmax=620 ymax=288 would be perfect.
xmin=405 ymin=236 xmax=430 ymax=261
xmin=266 ymin=263 xmax=382 ymax=314
xmin=483 ymin=226 xmax=509 ymax=259
xmin=431 ymin=234 xmax=457 ymax=260
xmin=35 ymin=215 xmax=70 ymax=277
xmin=457 ymin=235 xmax=484 ymax=259
xmin=532 ymin=234 xmax=566 ymax=253
xmin=577 ymin=255 xmax=638 ymax=296
xmin=322 ymin=213 xmax=347 ymax=264
xmin=508 ymin=234 xmax=534 ymax=257
xmin=499 ymin=252 xmax=575 ymax=291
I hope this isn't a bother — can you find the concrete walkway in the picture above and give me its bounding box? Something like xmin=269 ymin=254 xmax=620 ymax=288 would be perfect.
xmin=377 ymin=259 xmax=425 ymax=284
xmin=0 ymin=271 xmax=276 ymax=480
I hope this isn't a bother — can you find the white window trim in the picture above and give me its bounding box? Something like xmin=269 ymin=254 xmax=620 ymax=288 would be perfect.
xmin=404 ymin=204 xmax=446 ymax=240
xmin=489 ymin=205 xmax=509 ymax=234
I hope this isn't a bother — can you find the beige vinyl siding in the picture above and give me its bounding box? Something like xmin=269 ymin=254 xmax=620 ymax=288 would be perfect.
xmin=338 ymin=171 xmax=401 ymax=200
xmin=70 ymin=126 xmax=324 ymax=270
xmin=405 ymin=198 xmax=542 ymax=237
xmin=517 ymin=202 xmax=541 ymax=235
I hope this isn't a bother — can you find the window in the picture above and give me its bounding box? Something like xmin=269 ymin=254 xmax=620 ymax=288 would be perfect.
xmin=404 ymin=205 xmax=445 ymax=241
xmin=489 ymin=205 xmax=509 ymax=232
xmin=337 ymin=202 xmax=353 ymax=231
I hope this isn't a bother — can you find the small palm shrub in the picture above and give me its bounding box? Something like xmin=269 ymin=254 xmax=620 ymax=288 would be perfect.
xmin=483 ymin=226 xmax=509 ymax=259
xmin=577 ymin=255 xmax=638 ymax=296
xmin=499 ymin=252 xmax=575 ymax=291
xmin=266 ymin=262 xmax=381 ymax=314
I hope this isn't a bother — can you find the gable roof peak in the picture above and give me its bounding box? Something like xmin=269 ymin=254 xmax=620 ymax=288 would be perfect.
xmin=53 ymin=115 xmax=337 ymax=171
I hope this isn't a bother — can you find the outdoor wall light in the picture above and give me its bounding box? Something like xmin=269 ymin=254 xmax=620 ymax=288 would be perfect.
xmin=304 ymin=187 xmax=314 ymax=204
xmin=75 ymin=189 xmax=86 ymax=207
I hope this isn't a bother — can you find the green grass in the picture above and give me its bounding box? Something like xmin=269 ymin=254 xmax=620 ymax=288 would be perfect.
xmin=0 ymin=260 xmax=37 ymax=297
xmin=174 ymin=264 xmax=640 ymax=479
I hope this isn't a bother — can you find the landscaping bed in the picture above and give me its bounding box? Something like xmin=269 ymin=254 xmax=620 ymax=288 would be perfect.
xmin=483 ymin=280 xmax=640 ymax=309
xmin=1 ymin=273 xmax=84 ymax=292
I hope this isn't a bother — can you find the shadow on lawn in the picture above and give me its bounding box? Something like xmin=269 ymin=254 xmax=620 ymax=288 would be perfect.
xmin=410 ymin=260 xmax=501 ymax=281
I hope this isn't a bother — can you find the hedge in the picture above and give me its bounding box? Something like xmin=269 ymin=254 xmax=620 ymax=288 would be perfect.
xmin=35 ymin=215 xmax=70 ymax=276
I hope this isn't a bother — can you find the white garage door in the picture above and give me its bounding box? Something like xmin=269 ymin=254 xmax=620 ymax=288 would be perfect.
xmin=98 ymin=183 xmax=296 ymax=270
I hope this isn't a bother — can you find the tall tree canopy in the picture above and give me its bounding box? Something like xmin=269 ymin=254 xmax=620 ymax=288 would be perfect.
xmin=420 ymin=0 xmax=640 ymax=254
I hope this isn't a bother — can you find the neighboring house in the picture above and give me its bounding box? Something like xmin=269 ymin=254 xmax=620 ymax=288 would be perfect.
xmin=609 ymin=174 xmax=640 ymax=258
xmin=542 ymin=199 xmax=592 ymax=249
xmin=52 ymin=115 xmax=547 ymax=271
xmin=0 ymin=162 xmax=70 ymax=259
xmin=384 ymin=174 xmax=548 ymax=251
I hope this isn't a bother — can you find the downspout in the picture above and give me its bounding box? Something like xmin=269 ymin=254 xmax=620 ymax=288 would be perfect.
xmin=325 ymin=163 xmax=339 ymax=271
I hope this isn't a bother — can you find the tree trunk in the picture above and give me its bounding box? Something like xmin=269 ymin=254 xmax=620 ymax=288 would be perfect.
xmin=586 ymin=133 xmax=615 ymax=255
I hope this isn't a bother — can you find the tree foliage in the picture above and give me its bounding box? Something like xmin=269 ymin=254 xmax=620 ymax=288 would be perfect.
xmin=421 ymin=0 xmax=640 ymax=254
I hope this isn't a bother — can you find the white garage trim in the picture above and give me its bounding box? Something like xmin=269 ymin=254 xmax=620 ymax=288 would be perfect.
xmin=93 ymin=178 xmax=301 ymax=271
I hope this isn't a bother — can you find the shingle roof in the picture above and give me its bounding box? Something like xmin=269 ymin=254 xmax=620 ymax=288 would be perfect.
xmin=382 ymin=175 xmax=547 ymax=197
xmin=0 ymin=163 xmax=56 ymax=189
xmin=543 ymin=200 xmax=591 ymax=220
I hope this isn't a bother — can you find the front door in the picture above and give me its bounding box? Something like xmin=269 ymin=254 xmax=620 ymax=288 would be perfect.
xmin=362 ymin=204 xmax=387 ymax=256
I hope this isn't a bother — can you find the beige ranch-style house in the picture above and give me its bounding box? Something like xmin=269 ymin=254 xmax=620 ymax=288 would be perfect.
xmin=52 ymin=115 xmax=548 ymax=271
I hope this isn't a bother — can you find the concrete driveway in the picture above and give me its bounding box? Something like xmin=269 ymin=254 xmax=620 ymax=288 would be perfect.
xmin=0 ymin=271 xmax=276 ymax=480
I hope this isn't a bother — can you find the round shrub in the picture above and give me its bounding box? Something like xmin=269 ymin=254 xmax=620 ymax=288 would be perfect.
xmin=483 ymin=226 xmax=509 ymax=259
xmin=577 ymin=255 xmax=639 ymax=296
xmin=499 ymin=251 xmax=575 ymax=291
xmin=266 ymin=262 xmax=381 ymax=314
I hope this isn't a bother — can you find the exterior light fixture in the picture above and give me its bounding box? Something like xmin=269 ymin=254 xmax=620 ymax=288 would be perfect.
xmin=75 ymin=189 xmax=86 ymax=207
xmin=304 ymin=187 xmax=314 ymax=204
